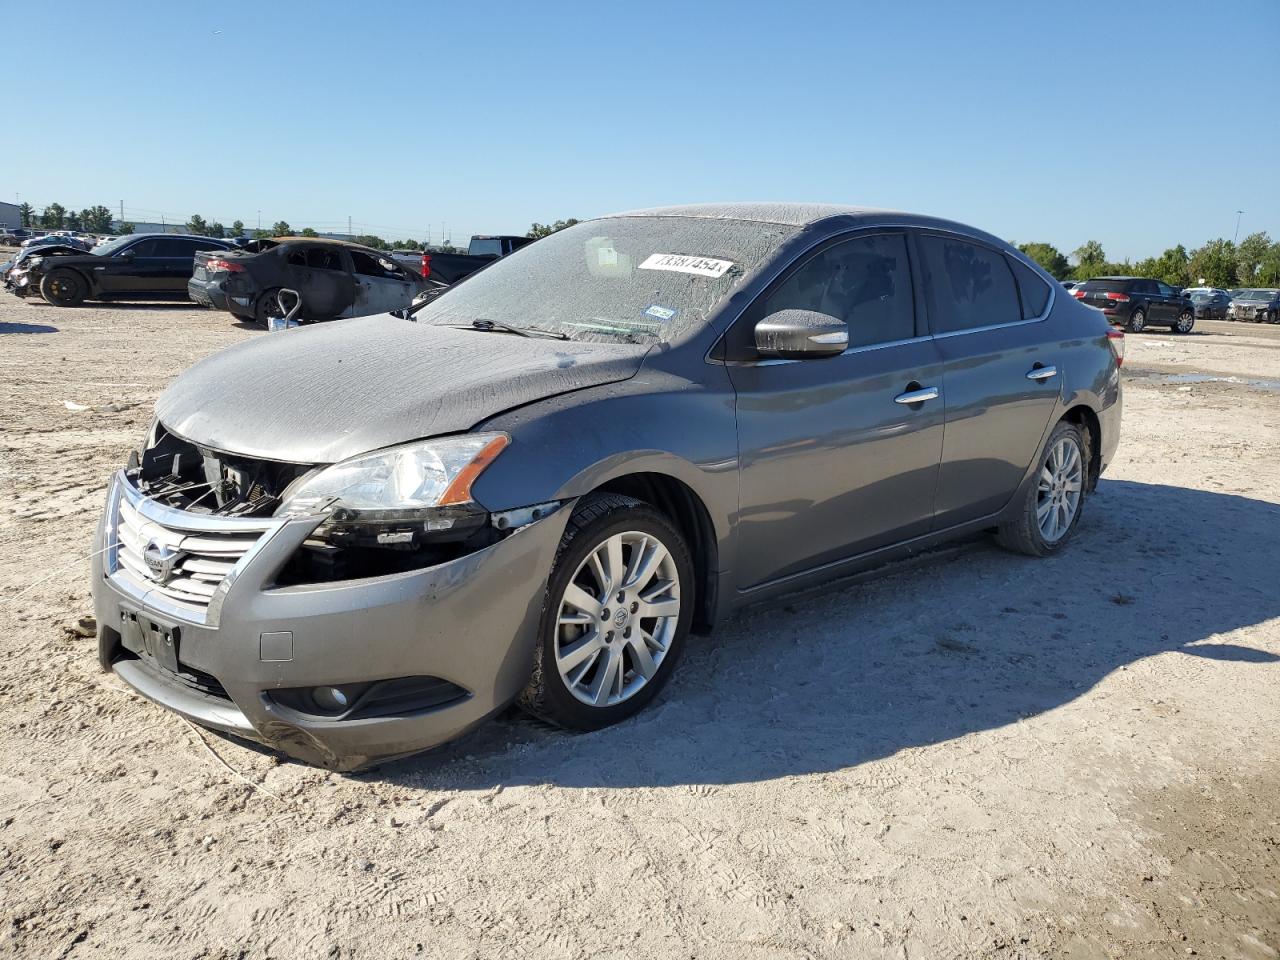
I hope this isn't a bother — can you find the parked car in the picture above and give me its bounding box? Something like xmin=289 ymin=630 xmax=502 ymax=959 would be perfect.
xmin=2 ymin=241 xmax=88 ymax=291
xmin=0 ymin=228 xmax=33 ymax=246
xmin=21 ymin=234 xmax=91 ymax=251
xmin=1186 ymin=287 xmax=1232 ymax=320
xmin=8 ymin=233 xmax=234 ymax=306
xmin=419 ymin=234 xmax=534 ymax=285
xmin=90 ymin=202 xmax=1123 ymax=770
xmin=188 ymin=237 xmax=432 ymax=324
xmin=1071 ymin=276 xmax=1195 ymax=333
xmin=1228 ymin=289 xmax=1280 ymax=323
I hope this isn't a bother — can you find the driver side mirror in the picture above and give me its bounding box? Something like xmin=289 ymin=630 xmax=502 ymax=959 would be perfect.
xmin=119 ymin=248 xmax=136 ymax=259
xmin=754 ymin=309 xmax=848 ymax=359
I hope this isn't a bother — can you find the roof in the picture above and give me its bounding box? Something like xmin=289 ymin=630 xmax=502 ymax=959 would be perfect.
xmin=602 ymin=202 xmax=898 ymax=227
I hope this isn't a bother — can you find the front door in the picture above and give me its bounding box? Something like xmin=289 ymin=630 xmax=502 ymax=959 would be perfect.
xmin=349 ymin=249 xmax=417 ymax=317
xmin=727 ymin=231 xmax=945 ymax=590
xmin=914 ymin=232 xmax=1061 ymax=526
xmin=95 ymin=237 xmax=166 ymax=295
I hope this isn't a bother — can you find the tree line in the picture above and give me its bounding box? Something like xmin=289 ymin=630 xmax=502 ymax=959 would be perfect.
xmin=1019 ymin=233 xmax=1280 ymax=288
xmin=18 ymin=202 xmax=584 ymax=252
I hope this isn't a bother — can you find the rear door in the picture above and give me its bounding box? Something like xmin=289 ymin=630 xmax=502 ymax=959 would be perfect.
xmin=283 ymin=246 xmax=354 ymax=320
xmin=349 ymin=250 xmax=417 ymax=317
xmin=915 ymin=232 xmax=1062 ymax=527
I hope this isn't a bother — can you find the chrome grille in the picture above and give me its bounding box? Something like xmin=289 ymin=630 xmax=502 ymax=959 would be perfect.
xmin=105 ymin=472 xmax=285 ymax=624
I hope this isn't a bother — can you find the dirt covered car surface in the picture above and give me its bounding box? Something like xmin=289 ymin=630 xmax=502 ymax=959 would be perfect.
xmin=188 ymin=237 xmax=431 ymax=324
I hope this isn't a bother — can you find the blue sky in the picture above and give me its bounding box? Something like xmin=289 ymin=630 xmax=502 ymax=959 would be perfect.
xmin=7 ymin=0 xmax=1278 ymax=259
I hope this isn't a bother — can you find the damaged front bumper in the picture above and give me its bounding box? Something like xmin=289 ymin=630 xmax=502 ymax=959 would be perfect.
xmin=5 ymin=268 xmax=31 ymax=296
xmin=91 ymin=471 xmax=571 ymax=770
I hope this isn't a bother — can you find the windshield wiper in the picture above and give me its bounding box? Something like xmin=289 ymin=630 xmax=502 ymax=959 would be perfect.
xmin=466 ymin=319 xmax=569 ymax=340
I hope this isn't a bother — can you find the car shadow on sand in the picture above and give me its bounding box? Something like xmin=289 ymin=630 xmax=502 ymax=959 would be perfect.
xmin=367 ymin=479 xmax=1280 ymax=789
xmin=0 ymin=322 xmax=58 ymax=334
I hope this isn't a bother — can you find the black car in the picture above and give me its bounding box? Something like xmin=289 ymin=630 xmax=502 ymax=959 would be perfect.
xmin=1228 ymin=289 xmax=1280 ymax=323
xmin=8 ymin=233 xmax=235 ymax=306
xmin=1071 ymin=276 xmax=1195 ymax=333
xmin=1187 ymin=287 xmax=1232 ymax=320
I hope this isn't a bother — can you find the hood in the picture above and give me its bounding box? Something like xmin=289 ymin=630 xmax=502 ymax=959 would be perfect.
xmin=156 ymin=315 xmax=648 ymax=464
xmin=19 ymin=244 xmax=87 ymax=261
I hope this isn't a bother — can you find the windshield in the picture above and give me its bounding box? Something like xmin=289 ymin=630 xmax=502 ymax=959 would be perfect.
xmin=1190 ymin=292 xmax=1210 ymax=301
xmin=415 ymin=217 xmax=797 ymax=342
xmin=93 ymin=235 xmax=137 ymax=257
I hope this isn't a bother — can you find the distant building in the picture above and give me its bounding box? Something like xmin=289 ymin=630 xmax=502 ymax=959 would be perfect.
xmin=0 ymin=200 xmax=22 ymax=232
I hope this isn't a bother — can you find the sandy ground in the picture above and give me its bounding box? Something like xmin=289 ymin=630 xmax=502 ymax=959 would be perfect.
xmin=0 ymin=293 xmax=1277 ymax=960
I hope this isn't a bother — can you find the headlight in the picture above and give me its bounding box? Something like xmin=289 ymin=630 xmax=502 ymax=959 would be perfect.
xmin=25 ymin=257 xmax=42 ymax=268
xmin=278 ymin=433 xmax=510 ymax=533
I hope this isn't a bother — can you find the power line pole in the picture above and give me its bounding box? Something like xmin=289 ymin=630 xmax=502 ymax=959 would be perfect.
xmin=1234 ymin=210 xmax=1243 ymax=243
xmin=348 ymin=215 xmax=352 ymax=239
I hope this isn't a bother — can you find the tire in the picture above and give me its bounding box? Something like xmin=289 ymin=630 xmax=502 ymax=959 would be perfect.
xmin=1173 ymin=308 xmax=1195 ymax=334
xmin=1126 ymin=308 xmax=1146 ymax=333
xmin=254 ymin=287 xmax=283 ymax=326
xmin=39 ymin=269 xmax=86 ymax=307
xmin=996 ymin=420 xmax=1089 ymax=558
xmin=518 ymin=492 xmax=694 ymax=731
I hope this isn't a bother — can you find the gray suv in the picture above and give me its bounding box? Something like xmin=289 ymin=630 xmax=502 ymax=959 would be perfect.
xmin=91 ymin=203 xmax=1124 ymax=770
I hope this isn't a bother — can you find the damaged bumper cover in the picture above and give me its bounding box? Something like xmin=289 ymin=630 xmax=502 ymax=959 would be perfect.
xmin=91 ymin=471 xmax=571 ymax=770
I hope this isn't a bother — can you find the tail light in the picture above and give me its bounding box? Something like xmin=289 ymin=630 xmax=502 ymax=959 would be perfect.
xmin=1104 ymin=292 xmax=1130 ymax=302
xmin=1106 ymin=328 xmax=1125 ymax=367
xmin=204 ymin=257 xmax=244 ymax=273
xmin=1071 ymin=289 xmax=1086 ymax=298
xmin=420 ymin=253 xmax=431 ymax=279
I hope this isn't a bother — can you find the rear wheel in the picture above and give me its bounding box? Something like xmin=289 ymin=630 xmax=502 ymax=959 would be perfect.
xmin=518 ymin=493 xmax=693 ymax=731
xmin=254 ymin=287 xmax=283 ymax=325
xmin=1126 ymin=308 xmax=1146 ymax=333
xmin=1173 ymin=308 xmax=1195 ymax=334
xmin=39 ymin=269 xmax=86 ymax=307
xmin=996 ymin=420 xmax=1088 ymax=557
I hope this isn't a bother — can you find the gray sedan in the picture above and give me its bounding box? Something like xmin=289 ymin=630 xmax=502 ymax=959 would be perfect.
xmin=90 ymin=203 xmax=1123 ymax=769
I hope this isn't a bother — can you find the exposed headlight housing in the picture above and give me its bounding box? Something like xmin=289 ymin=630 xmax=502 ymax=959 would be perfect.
xmin=277 ymin=433 xmax=510 ymax=546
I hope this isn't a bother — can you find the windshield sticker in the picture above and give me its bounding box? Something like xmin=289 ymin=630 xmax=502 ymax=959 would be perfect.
xmin=643 ymin=304 xmax=677 ymax=322
xmin=638 ymin=253 xmax=735 ymax=278
xmin=597 ymin=246 xmax=619 ymax=267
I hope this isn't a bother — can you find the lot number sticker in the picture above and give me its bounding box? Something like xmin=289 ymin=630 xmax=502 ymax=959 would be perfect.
xmin=638 ymin=253 xmax=735 ymax=278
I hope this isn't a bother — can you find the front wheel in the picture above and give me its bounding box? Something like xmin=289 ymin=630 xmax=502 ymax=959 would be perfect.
xmin=39 ymin=269 xmax=86 ymax=307
xmin=996 ymin=420 xmax=1088 ymax=557
xmin=1173 ymin=308 xmax=1195 ymax=334
xmin=1126 ymin=308 xmax=1146 ymax=333
xmin=518 ymin=493 xmax=694 ymax=731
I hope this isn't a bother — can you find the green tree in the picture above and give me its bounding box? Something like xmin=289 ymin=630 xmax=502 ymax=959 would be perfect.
xmin=1017 ymin=242 xmax=1070 ymax=279
xmin=251 ymin=228 xmax=272 ymax=239
xmin=526 ymin=218 xmax=580 ymax=239
xmin=229 ymin=219 xmax=245 ymax=239
xmin=1135 ymin=245 xmax=1190 ymax=286
xmin=186 ymin=214 xmax=210 ymax=236
xmin=208 ymin=221 xmax=226 ymax=239
xmin=270 ymin=220 xmax=292 ymax=236
xmin=41 ymin=203 xmax=67 ymax=229
xmin=66 ymin=210 xmax=84 ymax=231
xmin=1187 ymin=239 xmax=1238 ymax=288
xmin=82 ymin=205 xmax=113 ymax=233
xmin=1256 ymin=242 xmax=1280 ymax=286
xmin=299 ymin=227 xmax=319 ymax=238
xmin=18 ymin=202 xmax=34 ymax=227
xmin=117 ymin=222 xmax=135 ymax=235
xmin=1236 ymin=231 xmax=1271 ymax=285
xmin=398 ymin=238 xmax=420 ymax=250
xmin=352 ymin=234 xmax=390 ymax=250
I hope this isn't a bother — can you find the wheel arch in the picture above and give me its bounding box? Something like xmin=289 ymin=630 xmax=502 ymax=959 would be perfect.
xmin=42 ymin=263 xmax=94 ymax=297
xmin=1060 ymin=404 xmax=1102 ymax=492
xmin=590 ymin=471 xmax=719 ymax=634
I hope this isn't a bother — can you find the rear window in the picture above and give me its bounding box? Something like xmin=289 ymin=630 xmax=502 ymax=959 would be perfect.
xmin=1008 ymin=257 xmax=1051 ymax=318
xmin=1078 ymin=280 xmax=1131 ymax=293
xmin=917 ymin=234 xmax=1021 ymax=333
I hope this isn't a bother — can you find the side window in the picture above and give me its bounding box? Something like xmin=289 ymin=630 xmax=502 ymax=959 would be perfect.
xmin=287 ymin=249 xmax=307 ymax=268
xmin=351 ymin=250 xmax=405 ymax=280
xmin=127 ymin=238 xmax=159 ymax=257
xmin=1008 ymin=257 xmax=1051 ymax=319
xmin=1156 ymin=281 xmax=1174 ymax=297
xmin=149 ymin=238 xmax=193 ymax=257
xmin=1137 ymin=280 xmax=1158 ymax=295
xmin=766 ymin=233 xmax=915 ymax=348
xmin=917 ymin=234 xmax=1020 ymax=333
xmin=305 ymin=247 xmax=345 ymax=272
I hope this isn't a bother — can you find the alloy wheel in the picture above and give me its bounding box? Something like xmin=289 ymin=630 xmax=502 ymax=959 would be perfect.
xmin=1036 ymin=437 xmax=1083 ymax=543
xmin=554 ymin=530 xmax=681 ymax=707
xmin=1176 ymin=310 xmax=1194 ymax=333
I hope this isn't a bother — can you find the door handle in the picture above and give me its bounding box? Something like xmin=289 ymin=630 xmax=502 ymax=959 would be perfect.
xmin=894 ymin=386 xmax=940 ymax=404
xmin=1026 ymin=365 xmax=1058 ymax=381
